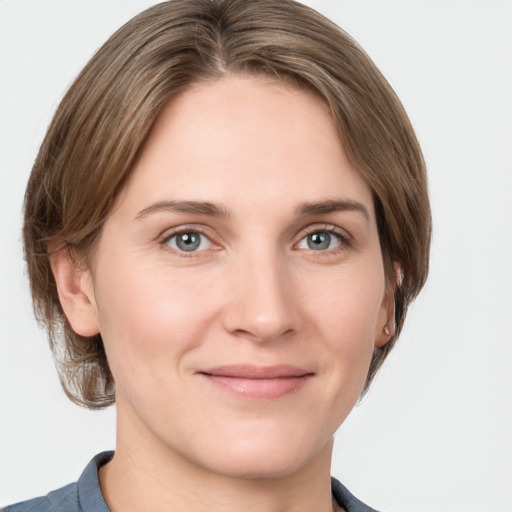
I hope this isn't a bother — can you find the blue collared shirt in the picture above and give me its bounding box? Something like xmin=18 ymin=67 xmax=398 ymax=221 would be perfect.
xmin=2 ymin=451 xmax=379 ymax=511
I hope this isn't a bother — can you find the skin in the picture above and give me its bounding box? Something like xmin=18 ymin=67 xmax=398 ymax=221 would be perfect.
xmin=53 ymin=75 xmax=393 ymax=512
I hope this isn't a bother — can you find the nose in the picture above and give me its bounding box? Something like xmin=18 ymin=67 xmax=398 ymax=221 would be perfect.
xmin=222 ymin=249 xmax=298 ymax=343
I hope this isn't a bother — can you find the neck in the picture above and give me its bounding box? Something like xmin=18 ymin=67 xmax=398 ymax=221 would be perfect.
xmin=99 ymin=403 xmax=338 ymax=512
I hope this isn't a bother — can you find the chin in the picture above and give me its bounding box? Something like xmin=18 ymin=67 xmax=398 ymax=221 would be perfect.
xmin=186 ymin=425 xmax=333 ymax=481
xmin=205 ymin=450 xmax=315 ymax=481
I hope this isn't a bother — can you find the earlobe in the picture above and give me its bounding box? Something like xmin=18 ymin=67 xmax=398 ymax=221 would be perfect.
xmin=375 ymin=264 xmax=400 ymax=348
xmin=375 ymin=295 xmax=395 ymax=348
xmin=50 ymin=249 xmax=100 ymax=337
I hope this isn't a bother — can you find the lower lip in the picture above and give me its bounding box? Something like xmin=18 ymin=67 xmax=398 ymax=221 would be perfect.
xmin=201 ymin=374 xmax=312 ymax=400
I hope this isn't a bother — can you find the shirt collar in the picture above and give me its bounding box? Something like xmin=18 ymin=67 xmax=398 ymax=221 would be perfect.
xmin=77 ymin=451 xmax=114 ymax=512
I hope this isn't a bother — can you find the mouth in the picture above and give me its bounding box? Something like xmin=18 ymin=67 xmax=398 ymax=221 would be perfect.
xmin=197 ymin=365 xmax=314 ymax=400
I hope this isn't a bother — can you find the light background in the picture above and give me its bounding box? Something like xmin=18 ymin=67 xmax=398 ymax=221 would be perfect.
xmin=1 ymin=1 xmax=511 ymax=510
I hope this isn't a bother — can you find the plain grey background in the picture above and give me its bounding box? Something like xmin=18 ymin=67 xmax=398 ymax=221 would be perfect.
xmin=1 ymin=1 xmax=511 ymax=510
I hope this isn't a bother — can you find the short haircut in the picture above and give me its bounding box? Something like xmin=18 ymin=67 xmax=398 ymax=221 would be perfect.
xmin=23 ymin=0 xmax=431 ymax=408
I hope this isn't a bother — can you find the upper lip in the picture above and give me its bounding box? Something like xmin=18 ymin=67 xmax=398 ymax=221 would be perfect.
xmin=199 ymin=365 xmax=313 ymax=379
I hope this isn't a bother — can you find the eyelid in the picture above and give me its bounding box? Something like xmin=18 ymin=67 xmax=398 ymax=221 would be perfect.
xmin=159 ymin=225 xmax=220 ymax=256
xmin=156 ymin=222 xmax=353 ymax=255
xmin=158 ymin=223 xmax=215 ymax=242
xmin=294 ymin=224 xmax=354 ymax=250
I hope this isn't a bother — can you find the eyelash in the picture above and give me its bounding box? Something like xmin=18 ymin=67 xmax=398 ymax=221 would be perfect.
xmin=160 ymin=227 xmax=215 ymax=258
xmin=295 ymin=226 xmax=353 ymax=253
xmin=159 ymin=224 xmax=353 ymax=256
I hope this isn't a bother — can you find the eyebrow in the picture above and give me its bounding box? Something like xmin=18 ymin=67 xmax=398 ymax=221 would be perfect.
xmin=135 ymin=200 xmax=230 ymax=220
xmin=295 ymin=199 xmax=370 ymax=221
xmin=135 ymin=198 xmax=370 ymax=222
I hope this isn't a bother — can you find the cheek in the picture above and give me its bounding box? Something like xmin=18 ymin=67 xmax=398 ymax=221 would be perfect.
xmin=301 ymin=262 xmax=385 ymax=384
xmin=306 ymin=262 xmax=385 ymax=341
xmin=93 ymin=259 xmax=221 ymax=383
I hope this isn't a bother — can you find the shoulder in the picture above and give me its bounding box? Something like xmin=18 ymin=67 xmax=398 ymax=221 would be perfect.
xmin=1 ymin=482 xmax=79 ymax=512
xmin=1 ymin=451 xmax=113 ymax=512
xmin=331 ymin=477 xmax=382 ymax=512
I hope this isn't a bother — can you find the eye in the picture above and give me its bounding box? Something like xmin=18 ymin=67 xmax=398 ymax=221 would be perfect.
xmin=165 ymin=231 xmax=212 ymax=252
xmin=297 ymin=230 xmax=343 ymax=251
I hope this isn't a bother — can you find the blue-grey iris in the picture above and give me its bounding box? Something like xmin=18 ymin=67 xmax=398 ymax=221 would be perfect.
xmin=176 ymin=232 xmax=201 ymax=252
xmin=307 ymin=232 xmax=331 ymax=250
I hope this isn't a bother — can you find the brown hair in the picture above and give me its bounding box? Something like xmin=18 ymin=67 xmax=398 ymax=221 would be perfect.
xmin=23 ymin=0 xmax=431 ymax=408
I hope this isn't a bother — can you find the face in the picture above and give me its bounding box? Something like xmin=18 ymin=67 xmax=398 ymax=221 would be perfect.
xmin=77 ymin=76 xmax=392 ymax=479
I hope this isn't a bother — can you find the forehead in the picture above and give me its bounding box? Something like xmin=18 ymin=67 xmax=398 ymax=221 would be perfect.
xmin=116 ymin=75 xmax=374 ymax=220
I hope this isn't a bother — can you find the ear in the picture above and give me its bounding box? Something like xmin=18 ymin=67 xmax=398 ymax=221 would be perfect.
xmin=50 ymin=249 xmax=100 ymax=337
xmin=374 ymin=263 xmax=400 ymax=348
xmin=374 ymin=290 xmax=395 ymax=348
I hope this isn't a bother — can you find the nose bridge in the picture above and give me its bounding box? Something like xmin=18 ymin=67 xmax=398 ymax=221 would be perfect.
xmin=224 ymin=243 xmax=296 ymax=341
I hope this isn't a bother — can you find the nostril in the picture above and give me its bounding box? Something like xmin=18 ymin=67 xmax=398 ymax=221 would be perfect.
xmin=229 ymin=324 xmax=295 ymax=343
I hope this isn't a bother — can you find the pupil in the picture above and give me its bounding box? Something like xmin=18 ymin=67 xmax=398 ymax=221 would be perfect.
xmin=308 ymin=232 xmax=330 ymax=250
xmin=177 ymin=232 xmax=200 ymax=251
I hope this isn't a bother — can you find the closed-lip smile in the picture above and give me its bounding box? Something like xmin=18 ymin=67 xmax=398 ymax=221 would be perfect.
xmin=198 ymin=365 xmax=314 ymax=400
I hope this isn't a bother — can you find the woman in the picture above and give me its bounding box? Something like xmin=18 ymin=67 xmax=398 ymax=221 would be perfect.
xmin=3 ymin=0 xmax=430 ymax=510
